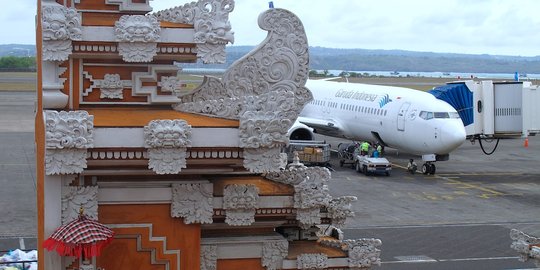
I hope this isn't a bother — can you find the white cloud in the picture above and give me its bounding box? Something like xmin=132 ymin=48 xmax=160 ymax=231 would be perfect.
xmin=2 ymin=0 xmax=539 ymax=56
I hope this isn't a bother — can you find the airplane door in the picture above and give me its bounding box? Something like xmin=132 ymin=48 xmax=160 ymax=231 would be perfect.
xmin=397 ymin=102 xmax=410 ymax=131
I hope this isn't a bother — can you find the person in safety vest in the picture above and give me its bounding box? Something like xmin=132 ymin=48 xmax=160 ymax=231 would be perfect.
xmin=360 ymin=141 xmax=370 ymax=156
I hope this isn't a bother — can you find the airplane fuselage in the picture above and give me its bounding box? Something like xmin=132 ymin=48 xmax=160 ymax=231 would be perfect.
xmin=299 ymin=79 xmax=466 ymax=156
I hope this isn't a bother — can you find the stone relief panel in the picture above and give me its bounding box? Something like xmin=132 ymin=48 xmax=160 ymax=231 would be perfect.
xmin=293 ymin=167 xmax=332 ymax=229
xmin=42 ymin=1 xmax=82 ymax=61
xmin=223 ymin=184 xmax=259 ymax=226
xmin=171 ymin=182 xmax=213 ymax=224
xmin=115 ymin=15 xmax=161 ymax=62
xmin=153 ymin=0 xmax=235 ymax=63
xmin=262 ymin=240 xmax=288 ymax=270
xmin=143 ymin=119 xmax=192 ymax=174
xmin=297 ymin=253 xmax=328 ymax=270
xmin=200 ymin=245 xmax=217 ymax=270
xmin=327 ymin=196 xmax=357 ymax=228
xmin=344 ymin=239 xmax=383 ymax=269
xmin=510 ymin=229 xmax=540 ymax=266
xmin=61 ymin=186 xmax=98 ymax=225
xmin=45 ymin=110 xmax=94 ymax=175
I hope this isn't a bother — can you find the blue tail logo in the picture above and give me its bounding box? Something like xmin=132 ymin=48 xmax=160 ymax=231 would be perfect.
xmin=379 ymin=94 xmax=391 ymax=108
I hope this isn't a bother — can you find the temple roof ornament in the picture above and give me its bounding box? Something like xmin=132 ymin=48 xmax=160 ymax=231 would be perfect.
xmin=61 ymin=186 xmax=98 ymax=225
xmin=114 ymin=14 xmax=161 ymax=62
xmin=223 ymin=184 xmax=259 ymax=226
xmin=44 ymin=110 xmax=94 ymax=175
xmin=171 ymin=182 xmax=214 ymax=224
xmin=42 ymin=1 xmax=82 ymax=61
xmin=174 ymin=8 xmax=312 ymax=173
xmin=297 ymin=253 xmax=328 ymax=270
xmin=153 ymin=0 xmax=235 ymax=63
xmin=344 ymin=239 xmax=383 ymax=269
xmin=510 ymin=229 xmax=540 ymax=266
xmin=262 ymin=240 xmax=289 ymax=270
xmin=144 ymin=119 xmax=192 ymax=174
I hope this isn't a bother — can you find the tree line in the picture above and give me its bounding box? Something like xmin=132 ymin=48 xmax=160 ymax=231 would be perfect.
xmin=0 ymin=56 xmax=36 ymax=70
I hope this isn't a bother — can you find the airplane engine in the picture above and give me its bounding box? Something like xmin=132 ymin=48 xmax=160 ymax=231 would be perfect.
xmin=288 ymin=121 xmax=315 ymax=141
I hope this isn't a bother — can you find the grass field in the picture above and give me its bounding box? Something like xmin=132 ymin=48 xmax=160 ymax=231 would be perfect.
xmin=0 ymin=72 xmax=36 ymax=91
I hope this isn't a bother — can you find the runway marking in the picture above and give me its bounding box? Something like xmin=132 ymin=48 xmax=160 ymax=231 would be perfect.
xmin=443 ymin=178 xmax=506 ymax=199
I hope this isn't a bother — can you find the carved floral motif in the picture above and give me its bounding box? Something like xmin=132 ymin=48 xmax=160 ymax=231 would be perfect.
xmin=297 ymin=253 xmax=328 ymax=270
xmin=171 ymin=182 xmax=213 ymax=224
xmin=510 ymin=229 xmax=540 ymax=266
xmin=45 ymin=110 xmax=94 ymax=175
xmin=153 ymin=0 xmax=235 ymax=63
xmin=294 ymin=167 xmax=332 ymax=229
xmin=200 ymin=245 xmax=217 ymax=270
xmin=61 ymin=186 xmax=98 ymax=224
xmin=344 ymin=239 xmax=383 ymax=268
xmin=159 ymin=76 xmax=182 ymax=95
xmin=99 ymin=74 xmax=124 ymax=99
xmin=223 ymin=184 xmax=259 ymax=226
xmin=327 ymin=196 xmax=357 ymax=228
xmin=262 ymin=240 xmax=288 ymax=270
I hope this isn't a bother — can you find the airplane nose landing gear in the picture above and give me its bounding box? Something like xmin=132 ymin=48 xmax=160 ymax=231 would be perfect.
xmin=422 ymin=162 xmax=436 ymax=175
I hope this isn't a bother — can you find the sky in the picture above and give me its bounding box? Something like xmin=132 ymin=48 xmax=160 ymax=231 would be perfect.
xmin=2 ymin=0 xmax=540 ymax=57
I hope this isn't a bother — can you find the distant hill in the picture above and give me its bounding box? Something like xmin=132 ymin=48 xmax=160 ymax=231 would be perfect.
xmin=0 ymin=44 xmax=36 ymax=57
xmin=2 ymin=44 xmax=539 ymax=74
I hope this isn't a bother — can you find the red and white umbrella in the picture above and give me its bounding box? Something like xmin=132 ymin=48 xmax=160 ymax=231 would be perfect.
xmin=43 ymin=214 xmax=114 ymax=258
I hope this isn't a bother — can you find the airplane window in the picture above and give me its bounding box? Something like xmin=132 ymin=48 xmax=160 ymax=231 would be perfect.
xmin=419 ymin=111 xmax=434 ymax=120
xmin=384 ymin=110 xmax=387 ymax=116
xmin=449 ymin=112 xmax=460 ymax=118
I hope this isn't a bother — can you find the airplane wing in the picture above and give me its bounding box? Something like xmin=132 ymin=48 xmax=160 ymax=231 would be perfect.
xmin=297 ymin=116 xmax=343 ymax=133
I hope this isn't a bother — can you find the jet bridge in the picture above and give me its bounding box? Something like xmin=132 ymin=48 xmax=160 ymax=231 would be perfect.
xmin=430 ymin=80 xmax=540 ymax=154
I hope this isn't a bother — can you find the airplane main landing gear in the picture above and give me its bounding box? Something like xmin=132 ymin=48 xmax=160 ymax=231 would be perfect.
xmin=422 ymin=162 xmax=436 ymax=175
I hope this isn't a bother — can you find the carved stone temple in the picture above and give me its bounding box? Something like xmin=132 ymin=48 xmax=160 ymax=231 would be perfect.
xmin=35 ymin=1 xmax=382 ymax=269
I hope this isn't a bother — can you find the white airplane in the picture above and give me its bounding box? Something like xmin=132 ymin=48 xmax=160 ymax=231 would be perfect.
xmin=289 ymin=79 xmax=467 ymax=174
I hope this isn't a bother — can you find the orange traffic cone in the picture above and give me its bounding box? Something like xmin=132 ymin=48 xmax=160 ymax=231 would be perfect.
xmin=524 ymin=138 xmax=529 ymax=148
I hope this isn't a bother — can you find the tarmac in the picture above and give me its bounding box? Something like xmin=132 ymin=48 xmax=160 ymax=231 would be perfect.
xmin=1 ymin=91 xmax=539 ymax=269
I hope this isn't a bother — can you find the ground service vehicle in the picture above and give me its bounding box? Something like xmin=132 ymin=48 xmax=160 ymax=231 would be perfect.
xmin=354 ymin=155 xmax=392 ymax=176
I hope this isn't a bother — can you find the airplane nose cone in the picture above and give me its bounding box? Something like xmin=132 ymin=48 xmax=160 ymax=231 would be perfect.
xmin=440 ymin=121 xmax=466 ymax=153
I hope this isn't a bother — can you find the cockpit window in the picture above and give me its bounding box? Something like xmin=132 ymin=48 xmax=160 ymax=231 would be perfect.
xmin=419 ymin=111 xmax=460 ymax=120
xmin=419 ymin=111 xmax=433 ymax=120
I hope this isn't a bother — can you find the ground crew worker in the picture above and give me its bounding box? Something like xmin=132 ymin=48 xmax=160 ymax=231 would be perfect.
xmin=376 ymin=144 xmax=383 ymax=157
xmin=360 ymin=141 xmax=369 ymax=156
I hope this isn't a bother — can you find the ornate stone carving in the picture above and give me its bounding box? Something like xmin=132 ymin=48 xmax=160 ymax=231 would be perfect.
xmin=223 ymin=184 xmax=259 ymax=226
xmin=243 ymin=148 xmax=287 ymax=174
xmin=293 ymin=167 xmax=332 ymax=229
xmin=262 ymin=240 xmax=288 ymax=270
xmin=174 ymin=8 xmax=312 ymax=173
xmin=344 ymin=239 xmax=383 ymax=269
xmin=264 ymin=154 xmax=309 ymax=185
xmin=144 ymin=119 xmax=191 ymax=174
xmin=153 ymin=0 xmax=235 ymax=63
xmin=45 ymin=110 xmax=94 ymax=175
xmin=510 ymin=229 xmax=540 ymax=266
xmin=99 ymin=74 xmax=124 ymax=99
xmin=61 ymin=186 xmax=98 ymax=224
xmin=327 ymin=196 xmax=357 ymax=228
xmin=115 ymin=15 xmax=160 ymax=62
xmin=171 ymin=182 xmax=213 ymax=224
xmin=200 ymin=245 xmax=217 ymax=270
xmin=42 ymin=2 xmax=81 ymax=61
xmin=159 ymin=76 xmax=182 ymax=95
xmin=297 ymin=253 xmax=328 ymax=270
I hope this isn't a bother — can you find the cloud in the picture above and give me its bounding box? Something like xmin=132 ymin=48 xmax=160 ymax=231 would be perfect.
xmin=2 ymin=0 xmax=539 ymax=56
